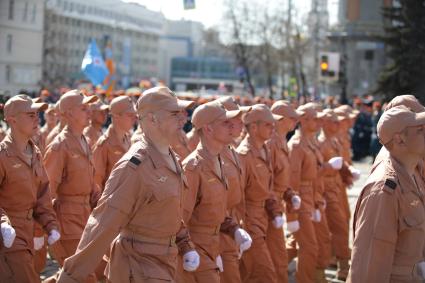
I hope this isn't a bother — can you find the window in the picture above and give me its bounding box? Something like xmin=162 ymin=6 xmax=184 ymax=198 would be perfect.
xmin=23 ymin=2 xmax=28 ymax=21
xmin=7 ymin=34 xmax=12 ymax=53
xmin=5 ymin=65 xmax=11 ymax=83
xmin=8 ymin=0 xmax=14 ymax=20
xmin=31 ymin=4 xmax=36 ymax=23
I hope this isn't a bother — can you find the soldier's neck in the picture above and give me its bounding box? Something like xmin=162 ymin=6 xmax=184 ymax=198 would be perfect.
xmin=9 ymin=130 xmax=31 ymax=154
xmin=67 ymin=124 xmax=84 ymax=137
xmin=200 ymin=136 xmax=223 ymax=156
xmin=391 ymin=150 xmax=420 ymax=176
xmin=110 ymin=124 xmax=126 ymax=140
xmin=249 ymin=134 xmax=266 ymax=150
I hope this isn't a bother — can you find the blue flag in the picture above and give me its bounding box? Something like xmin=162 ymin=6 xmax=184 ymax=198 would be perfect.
xmin=81 ymin=39 xmax=109 ymax=86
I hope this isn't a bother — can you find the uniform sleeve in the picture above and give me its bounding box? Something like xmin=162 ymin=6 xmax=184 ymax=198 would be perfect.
xmin=92 ymin=143 xmax=107 ymax=190
xmin=182 ymin=163 xmax=201 ymax=224
xmin=349 ymin=181 xmax=398 ymax=283
xmin=288 ymin=143 xmax=303 ymax=192
xmin=33 ymin=167 xmax=59 ymax=233
xmin=43 ymin=143 xmax=65 ymax=199
xmin=59 ymin=161 xmax=143 ymax=282
xmin=0 ymin=159 xmax=9 ymax=225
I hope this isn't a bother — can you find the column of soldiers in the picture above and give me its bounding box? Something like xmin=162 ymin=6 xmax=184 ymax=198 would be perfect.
xmin=1 ymin=86 xmax=423 ymax=283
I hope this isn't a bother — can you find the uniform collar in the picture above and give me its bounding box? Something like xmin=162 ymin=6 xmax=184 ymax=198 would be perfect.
xmin=2 ymin=134 xmax=38 ymax=167
xmin=105 ymin=125 xmax=130 ymax=151
xmin=388 ymin=156 xmax=423 ymax=198
xmin=142 ymin=135 xmax=180 ymax=174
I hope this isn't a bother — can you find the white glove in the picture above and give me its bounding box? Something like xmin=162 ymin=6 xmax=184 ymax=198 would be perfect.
xmin=286 ymin=220 xmax=300 ymax=233
xmin=1 ymin=222 xmax=16 ymax=248
xmin=183 ymin=250 xmax=200 ymax=272
xmin=47 ymin=229 xmax=61 ymax=245
xmin=272 ymin=216 xmax=284 ymax=229
xmin=328 ymin=157 xmax=343 ymax=170
xmin=311 ymin=209 xmax=321 ymax=223
xmin=234 ymin=228 xmax=252 ymax=252
xmin=216 ymin=255 xmax=224 ymax=272
xmin=349 ymin=166 xmax=361 ymax=181
xmin=33 ymin=236 xmax=44 ymax=250
xmin=291 ymin=195 xmax=301 ymax=210
xmin=417 ymin=261 xmax=425 ymax=279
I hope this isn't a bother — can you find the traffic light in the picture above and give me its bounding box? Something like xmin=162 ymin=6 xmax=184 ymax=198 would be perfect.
xmin=320 ymin=55 xmax=329 ymax=76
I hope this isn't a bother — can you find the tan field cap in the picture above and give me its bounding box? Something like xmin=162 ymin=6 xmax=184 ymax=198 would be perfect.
xmin=377 ymin=105 xmax=425 ymax=144
xmin=320 ymin=109 xmax=344 ymax=122
xmin=242 ymin=104 xmax=283 ymax=124
xmin=192 ymin=101 xmax=241 ymax=129
xmin=4 ymin=95 xmax=48 ymax=119
xmin=384 ymin=94 xmax=425 ymax=113
xmin=137 ymin=86 xmax=194 ymax=115
xmin=89 ymin=100 xmax=109 ymax=112
xmin=216 ymin=96 xmax=251 ymax=112
xmin=271 ymin=100 xmax=301 ymax=119
xmin=297 ymin=102 xmax=319 ymax=119
xmin=59 ymin=89 xmax=98 ymax=114
xmin=334 ymin=107 xmax=354 ymax=120
xmin=110 ymin=96 xmax=136 ymax=115
xmin=337 ymin=104 xmax=360 ymax=116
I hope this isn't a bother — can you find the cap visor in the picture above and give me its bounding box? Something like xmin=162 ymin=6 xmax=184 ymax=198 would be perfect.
xmin=31 ymin=102 xmax=48 ymax=112
xmin=239 ymin=106 xmax=252 ymax=113
xmin=317 ymin=112 xmax=327 ymax=119
xmin=82 ymin=95 xmax=99 ymax=104
xmin=177 ymin=99 xmax=195 ymax=109
xmin=225 ymin=109 xmax=242 ymax=119
xmin=272 ymin=114 xmax=284 ymax=121
xmin=32 ymin=97 xmax=43 ymax=103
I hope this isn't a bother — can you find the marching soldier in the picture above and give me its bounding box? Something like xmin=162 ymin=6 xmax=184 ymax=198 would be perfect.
xmin=83 ymin=100 xmax=109 ymax=149
xmin=43 ymin=90 xmax=99 ymax=283
xmin=0 ymin=95 xmax=60 ymax=282
xmin=178 ymin=101 xmax=248 ymax=282
xmin=57 ymin=86 xmax=198 ymax=283
xmin=237 ymin=104 xmax=284 ymax=283
xmin=349 ymin=106 xmax=425 ymax=282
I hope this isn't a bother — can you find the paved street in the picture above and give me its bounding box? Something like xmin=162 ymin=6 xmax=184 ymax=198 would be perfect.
xmin=40 ymin=158 xmax=373 ymax=282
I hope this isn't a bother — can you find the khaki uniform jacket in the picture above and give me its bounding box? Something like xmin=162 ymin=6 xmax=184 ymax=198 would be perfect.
xmin=0 ymin=135 xmax=58 ymax=253
xmin=44 ymin=126 xmax=98 ymax=241
xmin=59 ymin=137 xmax=193 ymax=283
xmin=237 ymin=136 xmax=280 ymax=239
xmin=288 ymin=131 xmax=319 ymax=214
xmin=92 ymin=126 xmax=131 ymax=190
xmin=83 ymin=124 xmax=103 ymax=149
xmin=349 ymin=156 xmax=425 ymax=283
xmin=182 ymin=143 xmax=234 ymax=271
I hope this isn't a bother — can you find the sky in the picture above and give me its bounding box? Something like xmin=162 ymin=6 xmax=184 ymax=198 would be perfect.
xmin=125 ymin=0 xmax=339 ymax=28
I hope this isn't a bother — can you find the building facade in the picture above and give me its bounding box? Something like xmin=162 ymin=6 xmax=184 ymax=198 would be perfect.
xmin=42 ymin=0 xmax=165 ymax=88
xmin=0 ymin=0 xmax=44 ymax=95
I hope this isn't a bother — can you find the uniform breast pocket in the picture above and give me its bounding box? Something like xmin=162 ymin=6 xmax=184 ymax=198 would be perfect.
xmin=67 ymin=151 xmax=89 ymax=172
xmin=152 ymin=185 xmax=179 ymax=202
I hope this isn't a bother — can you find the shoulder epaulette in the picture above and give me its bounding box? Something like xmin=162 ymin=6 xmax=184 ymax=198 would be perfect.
xmin=382 ymin=178 xmax=398 ymax=194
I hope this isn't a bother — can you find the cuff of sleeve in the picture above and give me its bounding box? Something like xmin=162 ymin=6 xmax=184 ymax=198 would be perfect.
xmin=57 ymin=270 xmax=80 ymax=283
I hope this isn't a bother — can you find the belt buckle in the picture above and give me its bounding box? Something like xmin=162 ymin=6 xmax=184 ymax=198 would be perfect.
xmin=27 ymin=208 xmax=33 ymax=220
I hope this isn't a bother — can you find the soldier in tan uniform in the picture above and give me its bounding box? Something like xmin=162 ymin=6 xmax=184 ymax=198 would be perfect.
xmin=93 ymin=96 xmax=136 ymax=191
xmin=268 ymin=100 xmax=302 ymax=283
xmin=178 ymin=101 xmax=247 ymax=283
xmin=286 ymin=103 xmax=334 ymax=283
xmin=0 ymin=95 xmax=60 ymax=283
xmin=83 ymin=100 xmax=109 ymax=149
xmin=43 ymin=90 xmax=99 ymax=283
xmin=318 ymin=109 xmax=351 ymax=280
xmin=237 ymin=104 xmax=284 ymax=283
xmin=45 ymin=102 xmax=66 ymax=148
xmin=131 ymin=124 xmax=144 ymax=144
xmin=349 ymin=106 xmax=425 ymax=282
xmin=57 ymin=86 xmax=198 ymax=283
xmin=216 ymin=96 xmax=252 ymax=283
xmin=39 ymin=105 xmax=58 ymax=152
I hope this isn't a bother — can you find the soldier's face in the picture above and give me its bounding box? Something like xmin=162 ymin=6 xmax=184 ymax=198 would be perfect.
xmin=156 ymin=110 xmax=185 ymax=142
xmin=229 ymin=116 xmax=243 ymax=139
xmin=14 ymin=111 xmax=39 ymax=138
xmin=69 ymin=104 xmax=90 ymax=128
xmin=404 ymin=125 xmax=425 ymax=156
xmin=208 ymin=119 xmax=233 ymax=145
xmin=91 ymin=110 xmax=108 ymax=125
xmin=114 ymin=112 xmax=137 ymax=132
xmin=257 ymin=121 xmax=274 ymax=140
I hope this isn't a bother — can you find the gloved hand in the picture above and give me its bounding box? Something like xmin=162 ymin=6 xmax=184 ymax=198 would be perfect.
xmin=1 ymin=222 xmax=16 ymax=248
xmin=349 ymin=166 xmax=361 ymax=181
xmin=328 ymin=157 xmax=343 ymax=170
xmin=272 ymin=215 xmax=284 ymax=229
xmin=183 ymin=250 xmax=200 ymax=272
xmin=286 ymin=220 xmax=300 ymax=233
xmin=34 ymin=236 xmax=44 ymax=250
xmin=311 ymin=209 xmax=321 ymax=223
xmin=291 ymin=195 xmax=301 ymax=210
xmin=216 ymin=255 xmax=224 ymax=272
xmin=417 ymin=261 xmax=425 ymax=279
xmin=234 ymin=228 xmax=252 ymax=252
xmin=47 ymin=229 xmax=61 ymax=245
